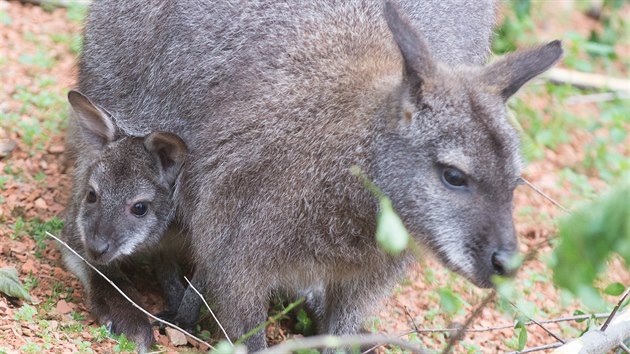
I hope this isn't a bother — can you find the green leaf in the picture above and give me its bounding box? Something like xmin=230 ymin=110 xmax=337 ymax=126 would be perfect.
xmin=438 ymin=288 xmax=462 ymax=315
xmin=552 ymin=183 xmax=630 ymax=305
xmin=211 ymin=340 xmax=236 ymax=354
xmin=517 ymin=325 xmax=528 ymax=350
xmin=573 ymin=309 xmax=586 ymax=323
xmin=604 ymin=282 xmax=626 ymax=296
xmin=375 ymin=198 xmax=409 ymax=256
xmin=0 ymin=267 xmax=32 ymax=301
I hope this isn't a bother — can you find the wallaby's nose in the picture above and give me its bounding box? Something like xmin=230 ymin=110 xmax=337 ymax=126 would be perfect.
xmin=491 ymin=251 xmax=518 ymax=277
xmin=88 ymin=238 xmax=110 ymax=258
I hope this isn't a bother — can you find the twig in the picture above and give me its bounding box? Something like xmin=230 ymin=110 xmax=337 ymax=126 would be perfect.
xmin=364 ymin=313 xmax=609 ymax=354
xmin=45 ymin=231 xmax=214 ymax=350
xmin=257 ymin=334 xmax=429 ymax=354
xmin=619 ymin=342 xmax=630 ymax=353
xmin=236 ymin=298 xmax=305 ymax=344
xmin=509 ymin=301 xmax=565 ymax=343
xmin=441 ymin=290 xmax=496 ymax=354
xmin=601 ymin=286 xmax=630 ymax=331
xmin=411 ymin=313 xmax=609 ymax=334
xmin=520 ymin=177 xmax=570 ymax=213
xmin=183 ymin=276 xmax=233 ymax=345
xmin=565 ymin=91 xmax=630 ymax=105
xmin=506 ymin=341 xmax=563 ymax=354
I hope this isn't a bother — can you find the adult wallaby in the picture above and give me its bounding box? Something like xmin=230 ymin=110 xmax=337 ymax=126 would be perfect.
xmin=77 ymin=0 xmax=562 ymax=350
xmin=61 ymin=91 xmax=188 ymax=351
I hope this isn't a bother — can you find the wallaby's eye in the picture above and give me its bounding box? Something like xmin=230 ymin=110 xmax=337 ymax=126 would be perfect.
xmin=86 ymin=189 xmax=97 ymax=203
xmin=130 ymin=202 xmax=148 ymax=217
xmin=441 ymin=167 xmax=467 ymax=188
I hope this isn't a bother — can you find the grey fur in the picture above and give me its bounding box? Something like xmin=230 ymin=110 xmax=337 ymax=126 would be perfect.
xmin=61 ymin=91 xmax=189 ymax=351
xmin=74 ymin=0 xmax=562 ymax=350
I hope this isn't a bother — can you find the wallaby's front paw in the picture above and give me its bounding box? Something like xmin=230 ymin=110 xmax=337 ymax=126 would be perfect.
xmin=107 ymin=316 xmax=155 ymax=353
xmin=100 ymin=310 xmax=155 ymax=353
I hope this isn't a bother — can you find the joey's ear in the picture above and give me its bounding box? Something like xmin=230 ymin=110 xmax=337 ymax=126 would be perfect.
xmin=384 ymin=1 xmax=436 ymax=91
xmin=68 ymin=90 xmax=117 ymax=149
xmin=482 ymin=40 xmax=563 ymax=102
xmin=144 ymin=132 xmax=188 ymax=185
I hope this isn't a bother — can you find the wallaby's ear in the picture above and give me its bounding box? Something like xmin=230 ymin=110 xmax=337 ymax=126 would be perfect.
xmin=482 ymin=40 xmax=563 ymax=102
xmin=68 ymin=90 xmax=117 ymax=149
xmin=384 ymin=1 xmax=436 ymax=91
xmin=144 ymin=132 xmax=188 ymax=186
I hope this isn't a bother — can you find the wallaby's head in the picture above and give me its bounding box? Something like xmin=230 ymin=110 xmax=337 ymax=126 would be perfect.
xmin=68 ymin=90 xmax=187 ymax=264
xmin=375 ymin=3 xmax=562 ymax=287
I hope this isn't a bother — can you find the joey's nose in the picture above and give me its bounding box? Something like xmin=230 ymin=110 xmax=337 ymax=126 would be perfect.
xmin=491 ymin=251 xmax=518 ymax=277
xmin=87 ymin=238 xmax=110 ymax=258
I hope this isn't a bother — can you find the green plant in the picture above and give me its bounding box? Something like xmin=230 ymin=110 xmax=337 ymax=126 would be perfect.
xmin=14 ymin=304 xmax=38 ymax=322
xmin=493 ymin=0 xmax=535 ymax=54
xmin=294 ymin=308 xmax=315 ymax=336
xmin=551 ymin=183 xmax=629 ymax=309
xmin=112 ymin=334 xmax=136 ymax=353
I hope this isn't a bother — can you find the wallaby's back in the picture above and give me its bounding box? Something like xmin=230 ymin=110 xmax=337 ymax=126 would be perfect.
xmin=80 ymin=0 xmax=495 ymax=136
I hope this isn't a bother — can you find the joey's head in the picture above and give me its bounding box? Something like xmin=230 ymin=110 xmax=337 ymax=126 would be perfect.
xmin=68 ymin=91 xmax=187 ymax=264
xmin=375 ymin=3 xmax=562 ymax=287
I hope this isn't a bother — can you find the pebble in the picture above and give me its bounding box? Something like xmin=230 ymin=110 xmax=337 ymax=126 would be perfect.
xmin=165 ymin=327 xmax=188 ymax=346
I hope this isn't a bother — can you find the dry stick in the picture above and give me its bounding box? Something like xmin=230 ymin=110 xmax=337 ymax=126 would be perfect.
xmin=257 ymin=334 xmax=429 ymax=354
xmin=565 ymin=91 xmax=630 ymax=105
xmin=363 ymin=313 xmax=609 ymax=354
xmin=506 ymin=341 xmax=563 ymax=354
xmin=544 ymin=67 xmax=630 ymax=92
xmin=520 ymin=177 xmax=570 ymax=213
xmin=601 ymin=286 xmax=630 ymax=331
xmin=619 ymin=342 xmax=630 ymax=354
xmin=183 ymin=276 xmax=233 ymax=346
xmin=509 ymin=301 xmax=565 ymax=344
xmin=441 ymin=290 xmax=497 ymax=354
xmin=45 ymin=231 xmax=214 ymax=350
xmin=419 ymin=312 xmax=608 ymax=334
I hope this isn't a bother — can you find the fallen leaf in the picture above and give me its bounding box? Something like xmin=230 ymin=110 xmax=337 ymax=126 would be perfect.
xmin=0 ymin=267 xmax=32 ymax=301
xmin=56 ymin=299 xmax=75 ymax=315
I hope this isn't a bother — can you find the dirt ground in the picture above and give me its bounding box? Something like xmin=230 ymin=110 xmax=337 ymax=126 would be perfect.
xmin=0 ymin=1 xmax=628 ymax=353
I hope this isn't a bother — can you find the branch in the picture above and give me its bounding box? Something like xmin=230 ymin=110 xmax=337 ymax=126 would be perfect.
xmin=256 ymin=334 xmax=429 ymax=354
xmin=601 ymin=286 xmax=630 ymax=331
xmin=507 ymin=342 xmax=563 ymax=354
xmin=545 ymin=68 xmax=630 ymax=92
xmin=441 ymin=290 xmax=496 ymax=354
xmin=46 ymin=231 xmax=214 ymax=350
xmin=18 ymin=0 xmax=91 ymax=8
xmin=552 ymin=308 xmax=630 ymax=354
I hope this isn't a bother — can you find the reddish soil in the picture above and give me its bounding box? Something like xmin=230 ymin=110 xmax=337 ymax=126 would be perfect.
xmin=0 ymin=1 xmax=628 ymax=353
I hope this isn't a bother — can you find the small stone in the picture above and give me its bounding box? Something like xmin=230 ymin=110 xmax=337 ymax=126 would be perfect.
xmin=165 ymin=327 xmax=188 ymax=346
xmin=56 ymin=300 xmax=75 ymax=315
xmin=34 ymin=198 xmax=48 ymax=209
xmin=47 ymin=144 xmax=65 ymax=154
xmin=49 ymin=320 xmax=59 ymax=331
xmin=0 ymin=138 xmax=16 ymax=158
xmin=21 ymin=258 xmax=36 ymax=274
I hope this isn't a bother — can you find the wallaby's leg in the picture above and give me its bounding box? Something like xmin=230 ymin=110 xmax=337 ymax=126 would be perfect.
xmin=212 ymin=280 xmax=268 ymax=349
xmin=172 ymin=275 xmax=203 ymax=331
xmin=88 ymin=265 xmax=154 ymax=353
xmin=155 ymin=251 xmax=186 ymax=318
xmin=321 ymin=271 xmax=398 ymax=353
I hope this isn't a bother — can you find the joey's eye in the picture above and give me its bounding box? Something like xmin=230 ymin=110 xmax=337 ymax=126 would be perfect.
xmin=130 ymin=202 xmax=148 ymax=217
xmin=441 ymin=167 xmax=467 ymax=188
xmin=86 ymin=189 xmax=97 ymax=203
